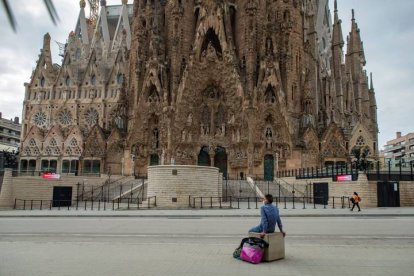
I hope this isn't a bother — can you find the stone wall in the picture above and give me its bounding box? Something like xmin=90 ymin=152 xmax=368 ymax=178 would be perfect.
xmin=147 ymin=165 xmax=221 ymax=208
xmin=0 ymin=171 xmax=105 ymax=208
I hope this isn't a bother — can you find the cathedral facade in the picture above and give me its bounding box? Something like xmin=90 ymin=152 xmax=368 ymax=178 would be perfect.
xmin=20 ymin=0 xmax=378 ymax=179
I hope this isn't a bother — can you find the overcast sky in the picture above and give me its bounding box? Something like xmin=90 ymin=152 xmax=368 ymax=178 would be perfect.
xmin=0 ymin=0 xmax=413 ymax=149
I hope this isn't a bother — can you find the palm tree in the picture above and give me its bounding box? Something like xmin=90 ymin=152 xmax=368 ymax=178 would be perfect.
xmin=2 ymin=0 xmax=59 ymax=31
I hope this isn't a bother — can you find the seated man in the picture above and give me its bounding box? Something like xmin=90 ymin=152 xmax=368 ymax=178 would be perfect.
xmin=249 ymin=194 xmax=286 ymax=238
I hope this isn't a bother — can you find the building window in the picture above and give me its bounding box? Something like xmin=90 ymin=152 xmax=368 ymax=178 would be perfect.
xmin=58 ymin=110 xmax=73 ymax=125
xmin=40 ymin=77 xmax=45 ymax=87
xmin=33 ymin=111 xmax=47 ymax=126
xmin=91 ymin=74 xmax=96 ymax=85
xmin=85 ymin=109 xmax=99 ymax=125
xmin=65 ymin=76 xmax=70 ymax=86
xmin=117 ymin=73 xmax=124 ymax=84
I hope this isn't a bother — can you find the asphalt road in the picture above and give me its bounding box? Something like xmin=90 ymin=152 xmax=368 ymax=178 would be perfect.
xmin=0 ymin=216 xmax=413 ymax=276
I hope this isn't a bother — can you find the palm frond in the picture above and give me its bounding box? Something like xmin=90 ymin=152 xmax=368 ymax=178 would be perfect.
xmin=2 ymin=0 xmax=17 ymax=31
xmin=43 ymin=0 xmax=59 ymax=25
xmin=2 ymin=0 xmax=59 ymax=32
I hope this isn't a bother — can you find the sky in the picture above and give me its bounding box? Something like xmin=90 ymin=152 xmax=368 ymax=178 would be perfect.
xmin=0 ymin=0 xmax=413 ymax=149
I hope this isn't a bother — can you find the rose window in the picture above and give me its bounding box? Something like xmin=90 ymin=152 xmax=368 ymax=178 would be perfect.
xmin=85 ymin=109 xmax=99 ymax=125
xmin=58 ymin=110 xmax=73 ymax=125
xmin=33 ymin=112 xmax=47 ymax=126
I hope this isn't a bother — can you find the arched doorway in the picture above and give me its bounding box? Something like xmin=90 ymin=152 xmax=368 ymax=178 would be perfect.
xmin=150 ymin=154 xmax=159 ymax=166
xmin=197 ymin=146 xmax=211 ymax=166
xmin=214 ymin=147 xmax=228 ymax=178
xmin=264 ymin=154 xmax=274 ymax=181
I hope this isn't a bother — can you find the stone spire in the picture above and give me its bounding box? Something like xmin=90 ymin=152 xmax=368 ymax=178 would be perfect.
xmin=111 ymin=0 xmax=131 ymax=50
xmin=98 ymin=0 xmax=110 ymax=51
xmin=78 ymin=0 xmax=90 ymax=44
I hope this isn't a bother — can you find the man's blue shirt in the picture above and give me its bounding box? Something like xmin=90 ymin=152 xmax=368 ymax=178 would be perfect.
xmin=260 ymin=203 xmax=282 ymax=233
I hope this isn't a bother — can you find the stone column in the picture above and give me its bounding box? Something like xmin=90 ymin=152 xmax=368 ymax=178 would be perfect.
xmin=0 ymin=168 xmax=14 ymax=208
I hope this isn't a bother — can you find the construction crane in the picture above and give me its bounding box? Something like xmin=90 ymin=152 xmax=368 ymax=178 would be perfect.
xmin=87 ymin=0 xmax=100 ymax=26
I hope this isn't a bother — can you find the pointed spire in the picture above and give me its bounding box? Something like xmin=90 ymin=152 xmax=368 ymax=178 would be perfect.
xmin=98 ymin=1 xmax=111 ymax=50
xmin=352 ymin=9 xmax=355 ymax=21
xmin=332 ymin=0 xmax=344 ymax=48
xmin=111 ymin=0 xmax=132 ymax=50
xmin=78 ymin=0 xmax=89 ymax=45
xmin=334 ymin=0 xmax=338 ymax=12
xmin=42 ymin=33 xmax=53 ymax=67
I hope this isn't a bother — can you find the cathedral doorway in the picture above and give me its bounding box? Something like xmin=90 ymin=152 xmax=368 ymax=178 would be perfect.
xmin=214 ymin=147 xmax=227 ymax=178
xmin=264 ymin=154 xmax=274 ymax=181
xmin=197 ymin=146 xmax=211 ymax=166
xmin=150 ymin=154 xmax=159 ymax=166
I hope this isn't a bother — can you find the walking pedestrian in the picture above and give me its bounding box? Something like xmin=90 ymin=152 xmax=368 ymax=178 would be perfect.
xmin=350 ymin=192 xmax=361 ymax=211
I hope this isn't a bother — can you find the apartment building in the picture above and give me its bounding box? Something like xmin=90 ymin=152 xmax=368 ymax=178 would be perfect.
xmin=383 ymin=132 xmax=414 ymax=168
xmin=0 ymin=112 xmax=21 ymax=152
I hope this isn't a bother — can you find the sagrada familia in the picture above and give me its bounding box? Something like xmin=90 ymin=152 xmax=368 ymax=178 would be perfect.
xmin=19 ymin=0 xmax=378 ymax=179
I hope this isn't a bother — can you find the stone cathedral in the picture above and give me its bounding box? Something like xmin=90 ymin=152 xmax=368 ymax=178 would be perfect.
xmin=20 ymin=0 xmax=378 ymax=179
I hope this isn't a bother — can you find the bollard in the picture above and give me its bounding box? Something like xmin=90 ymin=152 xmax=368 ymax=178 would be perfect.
xmin=49 ymin=200 xmax=52 ymax=210
xmin=98 ymin=200 xmax=101 ymax=211
xmin=230 ymin=196 xmax=232 ymax=208
xmin=210 ymin=197 xmax=213 ymax=208
xmin=201 ymin=197 xmax=203 ymax=209
xmin=237 ymin=197 xmax=240 ymax=209
xmin=219 ymin=197 xmax=222 ymax=209
xmin=104 ymin=200 xmax=106 ymax=211
xmin=112 ymin=200 xmax=115 ymax=210
xmin=313 ymin=198 xmax=316 ymax=209
xmin=58 ymin=200 xmax=61 ymax=210
xmin=14 ymin=199 xmax=17 ymax=210
xmin=67 ymin=201 xmax=70 ymax=211
xmin=91 ymin=199 xmax=94 ymax=211
xmin=40 ymin=200 xmax=43 ymax=210
xmin=127 ymin=198 xmax=130 ymax=210
xmin=30 ymin=200 xmax=33 ymax=210
xmin=292 ymin=196 xmax=295 ymax=209
xmin=332 ymin=197 xmax=335 ymax=209
xmin=247 ymin=197 xmax=250 ymax=209
xmin=284 ymin=197 xmax=287 ymax=209
xmin=23 ymin=200 xmax=26 ymax=210
xmin=76 ymin=199 xmax=79 ymax=210
xmin=84 ymin=200 xmax=87 ymax=211
xmin=188 ymin=196 xmax=191 ymax=208
xmin=255 ymin=197 xmax=258 ymax=209
xmin=303 ymin=196 xmax=306 ymax=209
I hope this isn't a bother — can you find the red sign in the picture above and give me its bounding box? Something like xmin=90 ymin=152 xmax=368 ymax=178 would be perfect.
xmin=42 ymin=172 xmax=61 ymax=180
xmin=336 ymin=175 xmax=352 ymax=182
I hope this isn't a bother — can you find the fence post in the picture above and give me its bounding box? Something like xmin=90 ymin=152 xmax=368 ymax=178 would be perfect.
xmin=399 ymin=159 xmax=402 ymax=181
xmin=388 ymin=160 xmax=391 ymax=181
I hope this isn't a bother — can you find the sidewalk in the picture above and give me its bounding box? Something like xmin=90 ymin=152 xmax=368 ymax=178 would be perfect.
xmin=1 ymin=205 xmax=414 ymax=218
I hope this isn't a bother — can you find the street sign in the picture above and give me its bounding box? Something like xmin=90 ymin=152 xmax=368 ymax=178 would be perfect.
xmin=336 ymin=175 xmax=352 ymax=182
xmin=42 ymin=172 xmax=61 ymax=180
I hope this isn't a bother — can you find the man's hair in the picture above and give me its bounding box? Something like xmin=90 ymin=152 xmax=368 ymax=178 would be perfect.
xmin=265 ymin=194 xmax=273 ymax=204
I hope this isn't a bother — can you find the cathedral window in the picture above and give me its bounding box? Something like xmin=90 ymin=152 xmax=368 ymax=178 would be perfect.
xmin=201 ymin=105 xmax=210 ymax=126
xmin=58 ymin=110 xmax=73 ymax=125
xmin=147 ymin=85 xmax=160 ymax=103
xmin=33 ymin=147 xmax=40 ymax=155
xmin=49 ymin=138 xmax=57 ymax=147
xmin=356 ymin=136 xmax=365 ymax=147
xmin=265 ymin=127 xmax=273 ymax=139
xmin=24 ymin=147 xmax=31 ymax=156
xmin=85 ymin=109 xmax=99 ymax=126
xmin=65 ymin=147 xmax=73 ymax=156
xmin=75 ymin=48 xmax=81 ymax=59
xmin=91 ymin=74 xmax=96 ymax=85
xmin=264 ymin=86 xmax=276 ymax=104
xmin=215 ymin=104 xmax=225 ymax=127
xmin=33 ymin=111 xmax=47 ymax=126
xmin=65 ymin=76 xmax=70 ymax=86
xmin=74 ymin=147 xmax=82 ymax=156
xmin=54 ymin=147 xmax=61 ymax=155
xmin=45 ymin=147 xmax=52 ymax=156
xmin=29 ymin=138 xmax=37 ymax=147
xmin=40 ymin=77 xmax=45 ymax=87
xmin=152 ymin=128 xmax=159 ymax=149
xmin=117 ymin=73 xmax=124 ymax=84
xmin=201 ymin=28 xmax=223 ymax=57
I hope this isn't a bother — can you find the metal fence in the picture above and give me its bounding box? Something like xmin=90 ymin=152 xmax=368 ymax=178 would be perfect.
xmin=188 ymin=196 xmax=352 ymax=209
xmin=13 ymin=196 xmax=157 ymax=211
